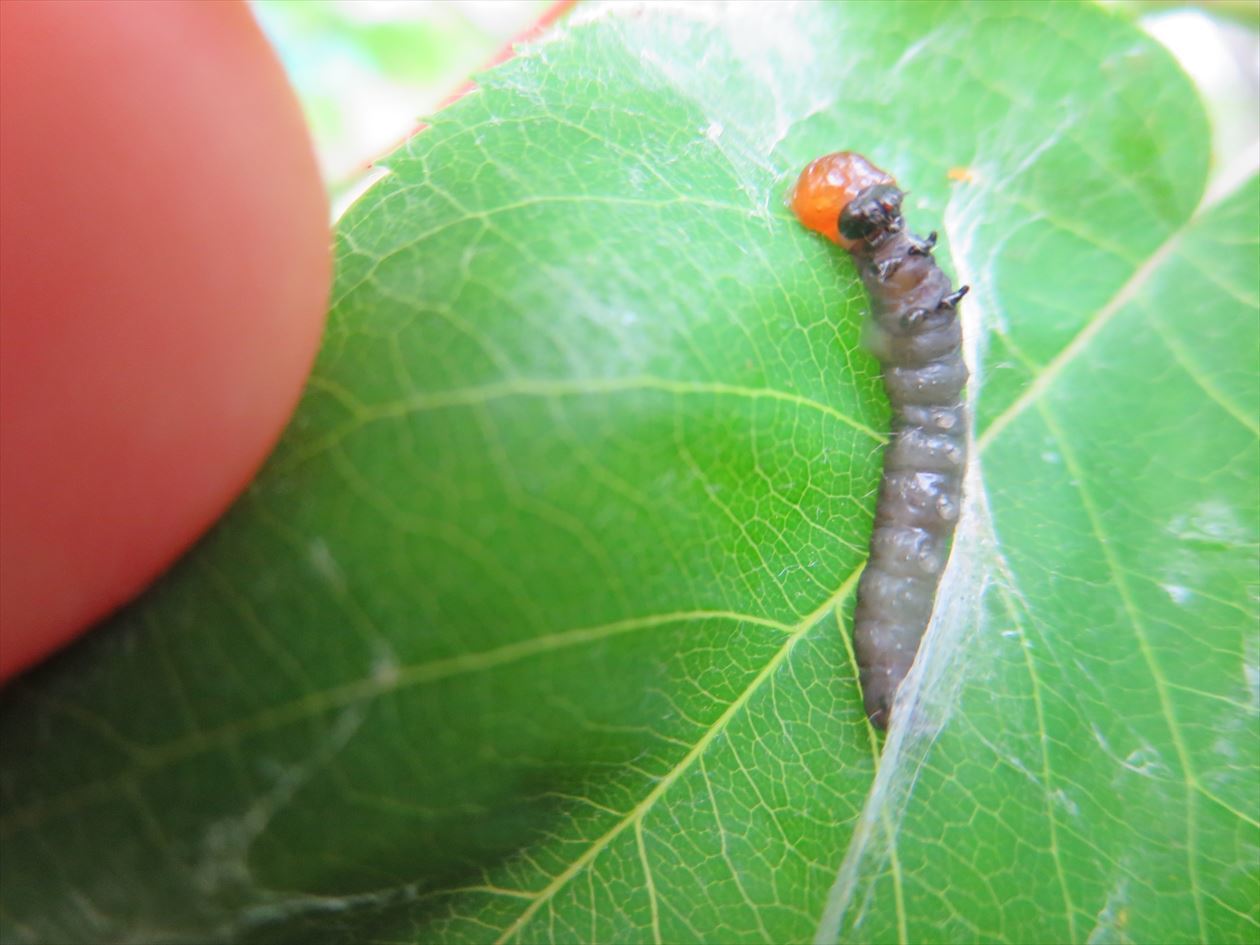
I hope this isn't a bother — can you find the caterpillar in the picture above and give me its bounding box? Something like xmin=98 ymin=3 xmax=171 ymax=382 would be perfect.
xmin=791 ymin=152 xmax=968 ymax=729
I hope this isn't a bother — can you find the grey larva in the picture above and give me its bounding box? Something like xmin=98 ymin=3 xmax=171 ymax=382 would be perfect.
xmin=791 ymin=152 xmax=969 ymax=729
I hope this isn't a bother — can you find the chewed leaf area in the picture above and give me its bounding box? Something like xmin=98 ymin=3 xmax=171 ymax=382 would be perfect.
xmin=1 ymin=4 xmax=1255 ymax=945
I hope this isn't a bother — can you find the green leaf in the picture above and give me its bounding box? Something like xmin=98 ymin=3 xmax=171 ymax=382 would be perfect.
xmin=818 ymin=174 xmax=1260 ymax=945
xmin=1 ymin=3 xmax=1256 ymax=944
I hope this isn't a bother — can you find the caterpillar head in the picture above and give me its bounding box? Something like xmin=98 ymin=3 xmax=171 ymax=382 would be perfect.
xmin=839 ymin=184 xmax=905 ymax=247
xmin=789 ymin=151 xmax=895 ymax=250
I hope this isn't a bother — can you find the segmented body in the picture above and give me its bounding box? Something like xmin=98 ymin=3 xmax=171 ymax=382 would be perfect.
xmin=791 ymin=153 xmax=968 ymax=729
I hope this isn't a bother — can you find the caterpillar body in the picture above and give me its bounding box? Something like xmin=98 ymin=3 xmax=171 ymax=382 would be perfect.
xmin=791 ymin=152 xmax=969 ymax=730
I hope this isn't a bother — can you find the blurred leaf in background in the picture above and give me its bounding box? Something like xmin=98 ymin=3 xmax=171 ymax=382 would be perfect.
xmin=252 ymin=0 xmax=555 ymax=208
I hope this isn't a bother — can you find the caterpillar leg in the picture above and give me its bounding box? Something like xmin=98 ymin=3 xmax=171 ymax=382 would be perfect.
xmin=908 ymin=231 xmax=937 ymax=255
xmin=938 ymin=286 xmax=969 ymax=310
xmin=875 ymin=258 xmax=903 ymax=282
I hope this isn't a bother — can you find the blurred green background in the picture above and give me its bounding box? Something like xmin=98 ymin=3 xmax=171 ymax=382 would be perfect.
xmin=251 ymin=0 xmax=556 ymax=212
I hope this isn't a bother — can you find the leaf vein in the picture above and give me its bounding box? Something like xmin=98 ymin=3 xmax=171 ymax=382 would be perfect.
xmin=490 ymin=568 xmax=863 ymax=944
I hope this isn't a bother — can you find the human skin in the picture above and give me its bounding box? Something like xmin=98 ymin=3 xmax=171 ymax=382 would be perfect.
xmin=0 ymin=1 xmax=331 ymax=680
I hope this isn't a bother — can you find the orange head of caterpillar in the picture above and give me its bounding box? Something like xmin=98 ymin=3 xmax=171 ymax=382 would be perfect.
xmin=789 ymin=151 xmax=895 ymax=250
